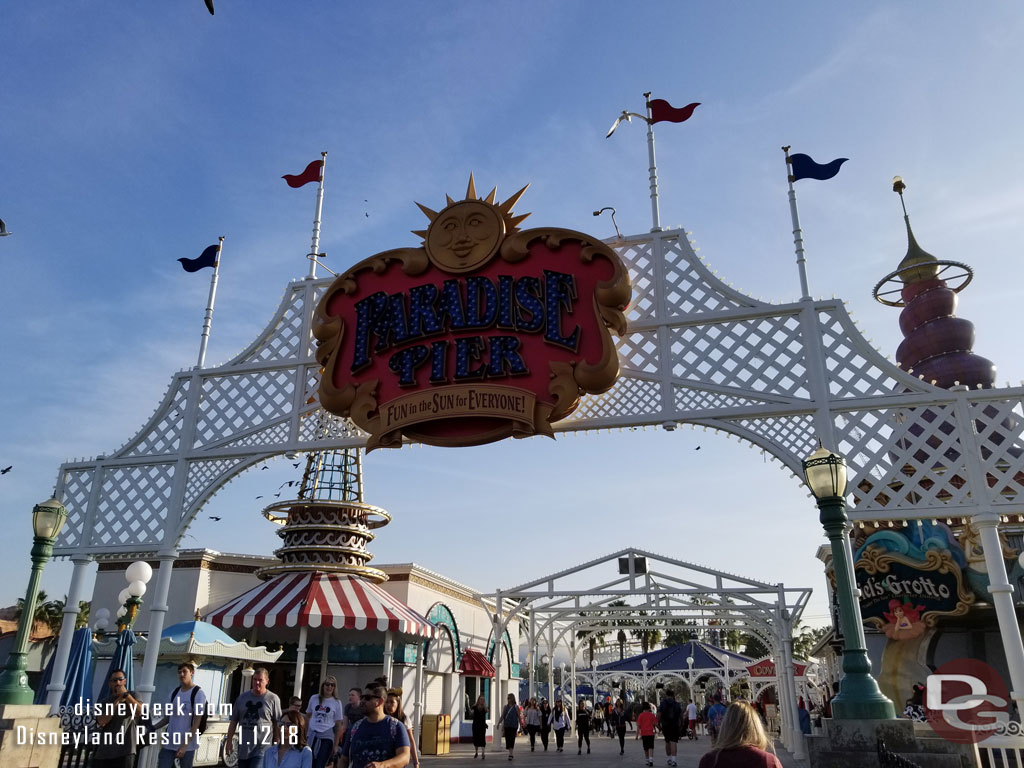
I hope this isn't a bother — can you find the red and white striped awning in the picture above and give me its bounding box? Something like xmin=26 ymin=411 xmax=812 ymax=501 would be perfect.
xmin=206 ymin=572 xmax=437 ymax=639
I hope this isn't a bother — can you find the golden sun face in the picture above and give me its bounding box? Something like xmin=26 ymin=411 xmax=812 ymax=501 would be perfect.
xmin=413 ymin=174 xmax=531 ymax=274
xmin=427 ymin=201 xmax=503 ymax=273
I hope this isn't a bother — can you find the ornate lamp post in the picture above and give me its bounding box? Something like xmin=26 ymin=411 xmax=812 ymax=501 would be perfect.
xmin=0 ymin=498 xmax=69 ymax=704
xmin=686 ymin=655 xmax=694 ymax=698
xmin=803 ymin=446 xmax=894 ymax=719
xmin=640 ymin=657 xmax=649 ymax=701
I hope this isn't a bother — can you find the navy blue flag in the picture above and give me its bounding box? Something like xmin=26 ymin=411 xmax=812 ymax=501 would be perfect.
xmin=178 ymin=244 xmax=219 ymax=272
xmin=790 ymin=153 xmax=848 ymax=182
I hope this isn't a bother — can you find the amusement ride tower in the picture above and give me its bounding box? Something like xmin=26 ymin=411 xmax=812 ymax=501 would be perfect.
xmin=872 ymin=176 xmax=995 ymax=389
xmin=257 ymin=442 xmax=392 ymax=583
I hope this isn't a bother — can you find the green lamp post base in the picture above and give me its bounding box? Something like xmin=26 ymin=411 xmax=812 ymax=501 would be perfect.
xmin=0 ymin=653 xmax=35 ymax=706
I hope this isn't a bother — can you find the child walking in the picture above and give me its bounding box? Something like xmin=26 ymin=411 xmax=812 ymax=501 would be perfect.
xmin=636 ymin=702 xmax=658 ymax=767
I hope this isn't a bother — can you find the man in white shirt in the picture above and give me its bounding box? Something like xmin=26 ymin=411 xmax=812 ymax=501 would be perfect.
xmin=155 ymin=662 xmax=207 ymax=768
xmin=685 ymin=700 xmax=698 ymax=740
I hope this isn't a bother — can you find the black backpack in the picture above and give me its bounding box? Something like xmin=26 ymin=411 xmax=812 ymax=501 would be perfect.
xmin=171 ymin=685 xmax=209 ymax=734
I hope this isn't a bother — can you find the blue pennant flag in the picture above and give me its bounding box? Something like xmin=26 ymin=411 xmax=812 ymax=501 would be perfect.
xmin=790 ymin=153 xmax=848 ymax=182
xmin=178 ymin=244 xmax=219 ymax=273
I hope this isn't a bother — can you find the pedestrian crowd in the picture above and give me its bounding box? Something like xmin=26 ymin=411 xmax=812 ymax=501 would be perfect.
xmin=472 ymin=689 xmax=784 ymax=768
xmin=91 ymin=668 xmax=789 ymax=768
xmin=90 ymin=666 xmax=417 ymax=768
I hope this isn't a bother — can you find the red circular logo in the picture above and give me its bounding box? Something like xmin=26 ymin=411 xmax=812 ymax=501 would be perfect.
xmin=925 ymin=658 xmax=1009 ymax=744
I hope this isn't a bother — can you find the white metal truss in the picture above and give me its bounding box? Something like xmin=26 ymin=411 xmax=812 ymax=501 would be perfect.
xmin=479 ymin=548 xmax=812 ymax=759
xmin=51 ymin=228 xmax=1024 ymax=556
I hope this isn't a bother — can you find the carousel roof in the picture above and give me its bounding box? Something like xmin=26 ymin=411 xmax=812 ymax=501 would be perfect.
xmin=596 ymin=641 xmax=751 ymax=673
xmin=205 ymin=570 xmax=437 ymax=638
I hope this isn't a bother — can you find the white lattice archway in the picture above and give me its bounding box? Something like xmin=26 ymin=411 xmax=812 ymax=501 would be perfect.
xmin=44 ymin=227 xmax=1024 ymax=720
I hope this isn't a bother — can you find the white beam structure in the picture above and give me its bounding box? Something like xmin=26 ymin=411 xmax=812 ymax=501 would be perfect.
xmin=478 ymin=548 xmax=812 ymax=761
xmin=42 ymin=227 xmax=1024 ymax=710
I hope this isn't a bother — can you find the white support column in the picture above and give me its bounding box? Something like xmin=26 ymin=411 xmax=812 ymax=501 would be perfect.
xmin=547 ymin=624 xmax=555 ymax=702
xmin=492 ymin=593 xmax=503 ymax=727
xmin=953 ymin=394 xmax=1024 ymax=712
xmin=570 ymin=640 xmax=577 ymax=713
xmin=382 ymin=631 xmax=394 ymax=685
xmin=772 ymin=639 xmax=792 ymax=752
xmin=294 ymin=624 xmax=308 ymax=698
xmin=526 ymin=643 xmax=535 ymax=701
xmin=319 ymin=629 xmax=330 ymax=684
xmin=46 ymin=554 xmax=93 ymax=711
xmin=414 ymin=640 xmax=425 ymax=740
xmin=137 ymin=551 xmax=176 ymax=704
xmin=778 ymin=610 xmax=805 ymax=761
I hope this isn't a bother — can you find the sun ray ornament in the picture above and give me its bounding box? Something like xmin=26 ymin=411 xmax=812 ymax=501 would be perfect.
xmin=313 ymin=175 xmax=631 ymax=450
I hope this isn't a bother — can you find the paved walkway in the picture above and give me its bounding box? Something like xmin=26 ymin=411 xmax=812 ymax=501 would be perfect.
xmin=421 ymin=730 xmax=802 ymax=768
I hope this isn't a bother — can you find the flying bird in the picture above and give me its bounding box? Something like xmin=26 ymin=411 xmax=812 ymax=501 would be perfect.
xmin=255 ymin=495 xmax=264 ymax=499
xmin=0 ymin=219 xmax=10 ymax=237
xmin=0 ymin=465 xmax=12 ymax=474
xmin=208 ymin=516 xmax=221 ymax=521
xmin=695 ymin=446 xmax=701 ymax=451
xmin=204 ymin=0 xmax=214 ymax=14
xmin=606 ymin=110 xmax=647 ymax=138
xmin=260 ymin=466 xmax=269 ymax=470
xmin=292 ymin=462 xmax=301 ymax=468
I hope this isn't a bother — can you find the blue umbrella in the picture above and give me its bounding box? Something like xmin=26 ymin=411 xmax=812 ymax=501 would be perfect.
xmin=34 ymin=627 xmax=95 ymax=708
xmin=105 ymin=628 xmax=137 ymax=694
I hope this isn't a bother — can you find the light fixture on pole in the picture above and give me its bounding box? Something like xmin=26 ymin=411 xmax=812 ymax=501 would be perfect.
xmin=640 ymin=657 xmax=649 ymax=700
xmin=0 ymin=498 xmax=69 ymax=704
xmin=803 ymin=445 xmax=895 ymax=719
xmin=686 ymin=655 xmax=694 ymax=694
xmin=120 ymin=561 xmax=153 ymax=628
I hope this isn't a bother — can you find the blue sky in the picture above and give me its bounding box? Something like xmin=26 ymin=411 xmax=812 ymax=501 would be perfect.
xmin=2 ymin=4 xmax=1024 ymax=632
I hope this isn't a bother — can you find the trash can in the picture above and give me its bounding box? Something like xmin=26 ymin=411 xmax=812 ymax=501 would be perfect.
xmin=420 ymin=715 xmax=450 ymax=755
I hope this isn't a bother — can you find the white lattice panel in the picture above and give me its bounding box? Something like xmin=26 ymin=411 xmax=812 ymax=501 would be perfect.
xmin=90 ymin=464 xmax=175 ymax=547
xmin=238 ymin=286 xmax=306 ymax=363
xmin=51 ymin=230 xmax=1024 ymax=557
xmin=122 ymin=379 xmax=190 ymax=457
xmin=621 ymin=241 xmax=657 ymax=321
xmin=668 ymin=315 xmax=810 ymax=399
xmin=661 ymin=237 xmax=754 ymax=316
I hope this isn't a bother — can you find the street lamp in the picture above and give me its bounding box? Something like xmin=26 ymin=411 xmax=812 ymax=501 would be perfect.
xmin=0 ymin=497 xmax=69 ymax=704
xmin=803 ymin=446 xmax=895 ymax=719
xmin=119 ymin=561 xmax=153 ymax=628
xmin=686 ymin=655 xmax=694 ymax=698
xmin=640 ymin=657 xmax=649 ymax=701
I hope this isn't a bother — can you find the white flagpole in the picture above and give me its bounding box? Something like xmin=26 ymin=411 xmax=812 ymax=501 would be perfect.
xmin=307 ymin=151 xmax=327 ymax=279
xmin=643 ymin=92 xmax=662 ymax=232
xmin=196 ymin=237 xmax=224 ymax=369
xmin=783 ymin=146 xmax=812 ymax=301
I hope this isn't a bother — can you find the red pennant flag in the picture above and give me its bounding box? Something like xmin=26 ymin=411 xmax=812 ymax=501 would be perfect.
xmin=282 ymin=160 xmax=323 ymax=188
xmin=648 ymin=99 xmax=700 ymax=125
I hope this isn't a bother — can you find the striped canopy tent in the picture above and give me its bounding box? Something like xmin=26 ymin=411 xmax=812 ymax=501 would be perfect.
xmin=207 ymin=570 xmax=437 ymax=699
xmin=206 ymin=571 xmax=436 ymax=637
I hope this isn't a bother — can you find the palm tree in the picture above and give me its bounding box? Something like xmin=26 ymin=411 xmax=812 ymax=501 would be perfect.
xmin=576 ymin=610 xmax=608 ymax=667
xmin=605 ymin=600 xmax=631 ymax=659
xmin=14 ymin=593 xmax=88 ymax=638
xmin=630 ymin=610 xmax=663 ymax=653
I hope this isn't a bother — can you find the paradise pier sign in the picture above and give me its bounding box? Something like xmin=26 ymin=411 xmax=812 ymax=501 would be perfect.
xmin=314 ymin=177 xmax=631 ymax=450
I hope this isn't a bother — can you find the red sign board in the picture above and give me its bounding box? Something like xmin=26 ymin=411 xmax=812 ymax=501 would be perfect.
xmin=313 ymin=179 xmax=631 ymax=450
xmin=744 ymin=658 xmax=807 ymax=678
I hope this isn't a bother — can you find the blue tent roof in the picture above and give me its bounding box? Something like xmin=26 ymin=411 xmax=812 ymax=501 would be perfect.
xmin=595 ymin=641 xmax=750 ymax=673
xmin=161 ymin=620 xmax=239 ymax=645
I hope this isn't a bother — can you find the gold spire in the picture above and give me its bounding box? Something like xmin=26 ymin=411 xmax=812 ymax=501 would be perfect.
xmin=892 ymin=176 xmax=939 ymax=283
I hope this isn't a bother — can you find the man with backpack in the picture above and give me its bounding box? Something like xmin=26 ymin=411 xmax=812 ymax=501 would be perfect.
xmin=657 ymin=689 xmax=682 ymax=766
xmin=706 ymin=694 xmax=727 ymax=744
xmin=153 ymin=662 xmax=208 ymax=768
xmin=339 ymin=685 xmax=410 ymax=768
